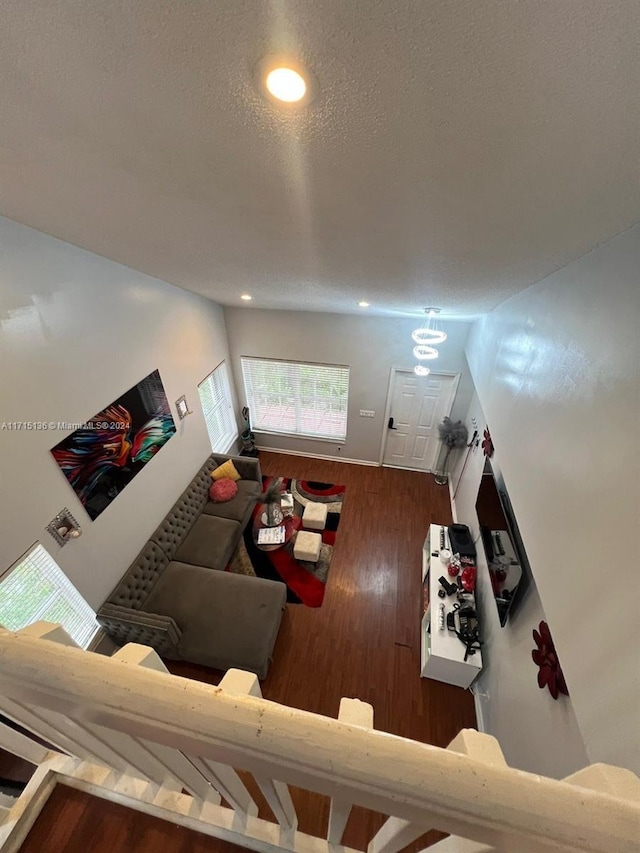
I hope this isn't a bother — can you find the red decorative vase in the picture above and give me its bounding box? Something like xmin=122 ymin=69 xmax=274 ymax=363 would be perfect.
xmin=461 ymin=566 xmax=476 ymax=592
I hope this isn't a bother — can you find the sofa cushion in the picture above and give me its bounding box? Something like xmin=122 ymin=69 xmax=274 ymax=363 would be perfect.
xmin=107 ymin=541 xmax=169 ymax=610
xmin=211 ymin=459 xmax=241 ymax=482
xmin=209 ymin=478 xmax=238 ymax=502
xmin=202 ymin=479 xmax=260 ymax=524
xmin=142 ymin=561 xmax=287 ymax=677
xmin=174 ymin=514 xmax=240 ymax=571
xmin=210 ymin=453 xmax=261 ymax=482
xmin=150 ymin=478 xmax=212 ymax=560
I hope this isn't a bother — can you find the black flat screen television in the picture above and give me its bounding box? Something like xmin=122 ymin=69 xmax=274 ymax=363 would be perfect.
xmin=475 ymin=459 xmax=531 ymax=626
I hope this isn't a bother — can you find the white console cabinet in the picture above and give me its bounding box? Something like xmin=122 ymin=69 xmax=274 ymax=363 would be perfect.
xmin=420 ymin=524 xmax=482 ymax=689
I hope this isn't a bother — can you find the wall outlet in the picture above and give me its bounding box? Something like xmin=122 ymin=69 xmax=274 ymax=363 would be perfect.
xmin=359 ymin=410 xmax=375 ymax=418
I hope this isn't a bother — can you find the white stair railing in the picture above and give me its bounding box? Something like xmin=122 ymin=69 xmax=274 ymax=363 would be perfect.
xmin=327 ymin=697 xmax=374 ymax=844
xmin=0 ymin=624 xmax=638 ymax=853
xmin=0 ymin=719 xmax=49 ymax=768
xmin=217 ymin=668 xmax=297 ymax=831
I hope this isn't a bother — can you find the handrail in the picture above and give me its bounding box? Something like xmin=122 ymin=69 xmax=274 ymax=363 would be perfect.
xmin=0 ymin=629 xmax=638 ymax=853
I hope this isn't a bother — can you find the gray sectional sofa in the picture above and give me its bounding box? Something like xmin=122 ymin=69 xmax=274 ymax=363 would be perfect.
xmin=96 ymin=453 xmax=286 ymax=678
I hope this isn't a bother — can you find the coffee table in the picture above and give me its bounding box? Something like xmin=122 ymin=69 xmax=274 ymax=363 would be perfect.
xmin=253 ymin=513 xmax=301 ymax=552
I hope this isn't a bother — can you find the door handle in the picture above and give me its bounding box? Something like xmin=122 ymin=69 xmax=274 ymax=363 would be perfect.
xmin=388 ymin=417 xmax=398 ymax=430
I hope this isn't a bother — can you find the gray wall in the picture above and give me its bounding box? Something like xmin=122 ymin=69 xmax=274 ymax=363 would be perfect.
xmin=223 ymin=309 xmax=474 ymax=464
xmin=465 ymin=224 xmax=640 ymax=773
xmin=0 ymin=217 xmax=236 ymax=609
xmin=450 ymin=391 xmax=588 ymax=778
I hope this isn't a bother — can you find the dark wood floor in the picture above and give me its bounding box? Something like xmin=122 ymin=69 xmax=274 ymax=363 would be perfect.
xmin=18 ymin=453 xmax=476 ymax=852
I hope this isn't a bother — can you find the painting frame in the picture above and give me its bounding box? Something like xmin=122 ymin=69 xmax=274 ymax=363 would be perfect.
xmin=50 ymin=369 xmax=176 ymax=520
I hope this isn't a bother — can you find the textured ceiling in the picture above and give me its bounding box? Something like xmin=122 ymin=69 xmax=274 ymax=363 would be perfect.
xmin=1 ymin=1 xmax=638 ymax=317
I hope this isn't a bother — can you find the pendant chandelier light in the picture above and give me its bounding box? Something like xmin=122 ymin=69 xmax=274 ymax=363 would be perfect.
xmin=413 ymin=344 xmax=440 ymax=360
xmin=413 ymin=308 xmax=446 ymax=376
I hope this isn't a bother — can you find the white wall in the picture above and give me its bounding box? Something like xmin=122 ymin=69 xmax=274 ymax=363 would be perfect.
xmin=223 ymin=309 xmax=474 ymax=464
xmin=0 ymin=217 xmax=236 ymax=610
xmin=450 ymin=391 xmax=588 ymax=778
xmin=465 ymin=224 xmax=640 ymax=773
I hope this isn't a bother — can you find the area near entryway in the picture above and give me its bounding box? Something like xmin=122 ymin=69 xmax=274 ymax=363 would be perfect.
xmin=381 ymin=371 xmax=460 ymax=470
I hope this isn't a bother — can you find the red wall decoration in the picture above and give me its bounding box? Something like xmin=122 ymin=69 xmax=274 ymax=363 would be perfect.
xmin=532 ymin=621 xmax=569 ymax=700
xmin=482 ymin=427 xmax=494 ymax=458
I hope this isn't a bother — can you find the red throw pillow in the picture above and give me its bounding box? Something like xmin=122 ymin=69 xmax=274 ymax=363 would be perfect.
xmin=209 ymin=478 xmax=238 ymax=503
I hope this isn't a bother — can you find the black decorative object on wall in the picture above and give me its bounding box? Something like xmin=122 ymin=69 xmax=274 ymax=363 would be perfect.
xmin=51 ymin=370 xmax=176 ymax=520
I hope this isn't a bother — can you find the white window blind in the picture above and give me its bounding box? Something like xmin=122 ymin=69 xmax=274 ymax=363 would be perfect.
xmin=241 ymin=357 xmax=349 ymax=441
xmin=0 ymin=544 xmax=99 ymax=648
xmin=198 ymin=361 xmax=237 ymax=452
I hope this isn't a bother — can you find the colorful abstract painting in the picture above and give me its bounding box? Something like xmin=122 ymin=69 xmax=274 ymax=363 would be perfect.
xmin=51 ymin=370 xmax=176 ymax=520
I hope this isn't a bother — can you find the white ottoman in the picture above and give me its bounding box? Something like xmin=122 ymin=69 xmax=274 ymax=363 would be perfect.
xmin=293 ymin=530 xmax=322 ymax=563
xmin=303 ymin=501 xmax=328 ymax=530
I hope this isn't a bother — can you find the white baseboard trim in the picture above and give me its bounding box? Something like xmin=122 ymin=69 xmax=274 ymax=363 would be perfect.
xmin=383 ymin=463 xmax=435 ymax=474
xmin=448 ymin=477 xmax=458 ymax=522
xmin=471 ymin=687 xmax=487 ymax=733
xmin=255 ymin=446 xmax=379 ymax=467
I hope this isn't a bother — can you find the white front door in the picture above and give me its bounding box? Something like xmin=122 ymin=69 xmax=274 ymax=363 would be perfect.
xmin=382 ymin=371 xmax=459 ymax=471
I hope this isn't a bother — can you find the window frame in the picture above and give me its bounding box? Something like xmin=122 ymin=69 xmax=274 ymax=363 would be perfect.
xmin=0 ymin=544 xmax=99 ymax=649
xmin=241 ymin=356 xmax=350 ymax=442
xmin=197 ymin=360 xmax=237 ymax=453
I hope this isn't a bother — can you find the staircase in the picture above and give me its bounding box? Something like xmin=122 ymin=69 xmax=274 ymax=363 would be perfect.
xmin=0 ymin=624 xmax=637 ymax=853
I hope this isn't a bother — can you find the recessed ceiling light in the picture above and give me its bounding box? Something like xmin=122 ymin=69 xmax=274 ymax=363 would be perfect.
xmin=256 ymin=56 xmax=316 ymax=108
xmin=358 ymin=301 xmax=370 ymax=308
xmin=265 ymin=68 xmax=306 ymax=103
xmin=241 ymin=294 xmax=252 ymax=301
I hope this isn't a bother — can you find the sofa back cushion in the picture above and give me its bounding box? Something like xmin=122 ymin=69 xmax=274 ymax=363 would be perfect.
xmin=107 ymin=541 xmax=169 ymax=610
xmin=150 ymin=460 xmax=214 ymax=560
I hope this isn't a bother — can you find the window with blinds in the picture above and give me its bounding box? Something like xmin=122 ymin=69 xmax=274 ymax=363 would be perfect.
xmin=198 ymin=361 xmax=237 ymax=453
xmin=0 ymin=544 xmax=99 ymax=648
xmin=241 ymin=357 xmax=349 ymax=441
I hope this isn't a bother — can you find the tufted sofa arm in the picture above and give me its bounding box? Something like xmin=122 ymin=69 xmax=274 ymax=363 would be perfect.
xmin=96 ymin=603 xmax=181 ymax=656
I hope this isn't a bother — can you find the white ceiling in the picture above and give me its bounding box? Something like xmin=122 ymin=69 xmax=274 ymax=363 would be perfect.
xmin=1 ymin=1 xmax=638 ymax=318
